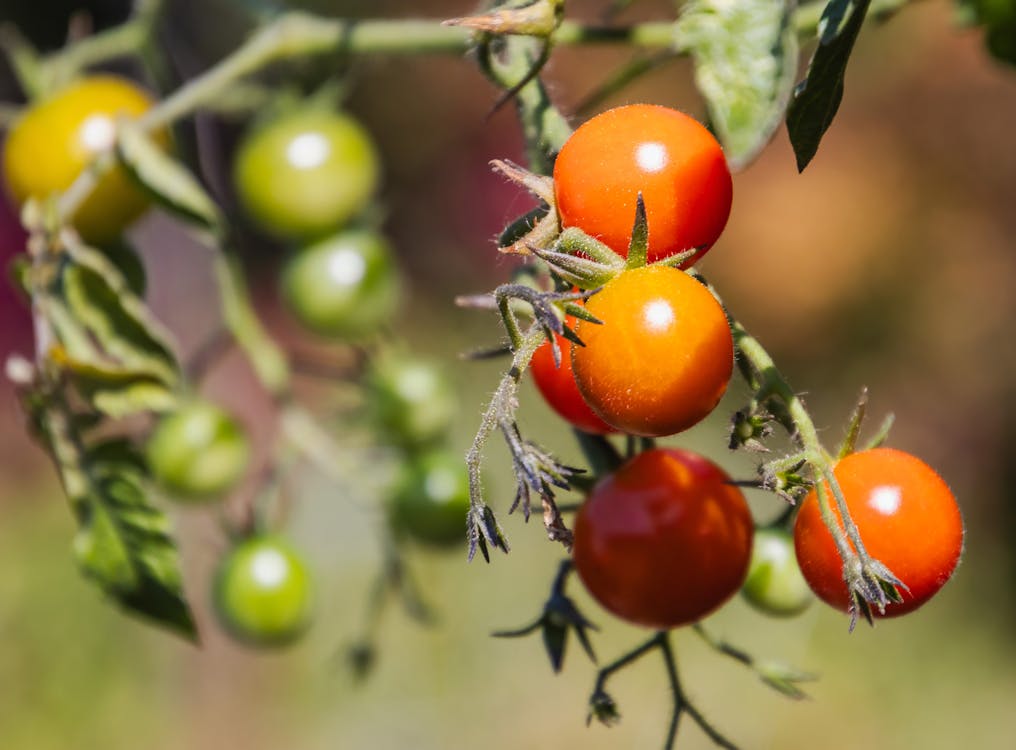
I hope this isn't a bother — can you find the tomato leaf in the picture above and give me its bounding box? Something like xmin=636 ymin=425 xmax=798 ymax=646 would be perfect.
xmin=116 ymin=120 xmax=223 ymax=232
xmin=59 ymin=241 xmax=180 ymax=393
xmin=786 ymin=0 xmax=873 ymax=171
xmin=676 ymin=0 xmax=799 ymax=171
xmin=42 ymin=411 xmax=196 ymax=639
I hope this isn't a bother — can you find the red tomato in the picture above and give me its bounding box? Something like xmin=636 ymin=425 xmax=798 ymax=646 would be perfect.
xmin=553 ymin=104 xmax=732 ymax=267
xmin=793 ymin=448 xmax=964 ymax=617
xmin=573 ymin=448 xmax=753 ymax=629
xmin=571 ymin=265 xmax=733 ymax=437
xmin=530 ymin=316 xmax=616 ymax=435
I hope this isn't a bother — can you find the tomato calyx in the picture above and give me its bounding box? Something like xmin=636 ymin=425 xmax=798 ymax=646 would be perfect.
xmin=492 ymin=559 xmax=597 ymax=673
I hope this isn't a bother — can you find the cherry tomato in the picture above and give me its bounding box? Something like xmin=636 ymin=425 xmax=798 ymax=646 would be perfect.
xmin=212 ymin=536 xmax=314 ymax=647
xmin=530 ymin=316 xmax=616 ymax=435
xmin=553 ymin=104 xmax=732 ymax=267
xmin=571 ymin=265 xmax=733 ymax=437
xmin=146 ymin=401 xmax=250 ymax=501
xmin=389 ymin=450 xmax=469 ymax=549
xmin=233 ymin=108 xmax=379 ymax=240
xmin=366 ymin=352 xmax=456 ymax=447
xmin=281 ymin=228 xmax=400 ymax=338
xmin=793 ymin=448 xmax=964 ymax=617
xmin=573 ymin=448 xmax=753 ymax=629
xmin=741 ymin=528 xmax=813 ymax=617
xmin=2 ymin=75 xmax=164 ymax=244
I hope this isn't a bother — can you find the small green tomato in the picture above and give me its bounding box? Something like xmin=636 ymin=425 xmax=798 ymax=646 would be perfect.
xmin=741 ymin=527 xmax=813 ymax=617
xmin=367 ymin=353 xmax=456 ymax=447
xmin=212 ymin=536 xmax=314 ymax=648
xmin=281 ymin=229 xmax=400 ymax=339
xmin=146 ymin=401 xmax=249 ymax=501
xmin=233 ymin=108 xmax=380 ymax=240
xmin=390 ymin=450 xmax=470 ymax=549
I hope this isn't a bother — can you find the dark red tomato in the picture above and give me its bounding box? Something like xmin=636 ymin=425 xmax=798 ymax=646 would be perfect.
xmin=573 ymin=448 xmax=753 ymax=629
xmin=530 ymin=318 xmax=616 ymax=435
xmin=553 ymin=104 xmax=732 ymax=267
xmin=793 ymin=448 xmax=964 ymax=617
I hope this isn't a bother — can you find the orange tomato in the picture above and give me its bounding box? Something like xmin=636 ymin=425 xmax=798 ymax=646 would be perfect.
xmin=553 ymin=104 xmax=732 ymax=267
xmin=571 ymin=265 xmax=733 ymax=437
xmin=794 ymin=448 xmax=964 ymax=617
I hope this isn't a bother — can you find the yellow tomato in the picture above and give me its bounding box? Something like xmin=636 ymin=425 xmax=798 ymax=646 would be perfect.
xmin=3 ymin=75 xmax=164 ymax=244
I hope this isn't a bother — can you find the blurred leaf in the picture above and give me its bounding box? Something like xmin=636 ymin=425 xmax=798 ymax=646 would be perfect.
xmin=51 ymin=346 xmax=178 ymax=418
xmin=43 ymin=410 xmax=195 ymax=638
xmin=96 ymin=240 xmax=147 ymax=297
xmin=676 ymin=0 xmax=799 ymax=170
xmin=59 ymin=242 xmax=179 ymax=388
xmin=116 ymin=120 xmax=223 ymax=232
xmin=786 ymin=0 xmax=873 ymax=171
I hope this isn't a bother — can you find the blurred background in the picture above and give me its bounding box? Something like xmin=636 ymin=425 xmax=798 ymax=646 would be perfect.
xmin=1 ymin=1 xmax=1015 ymax=748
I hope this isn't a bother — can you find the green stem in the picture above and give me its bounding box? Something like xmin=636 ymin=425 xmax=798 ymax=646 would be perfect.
xmin=0 ymin=24 xmax=44 ymax=99
xmin=212 ymin=249 xmax=290 ymax=398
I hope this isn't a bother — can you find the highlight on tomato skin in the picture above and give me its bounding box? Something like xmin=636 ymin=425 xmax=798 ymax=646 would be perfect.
xmin=553 ymin=103 xmax=732 ymax=268
xmin=530 ymin=320 xmax=617 ymax=436
xmin=572 ymin=448 xmax=754 ymax=630
xmin=793 ymin=447 xmax=964 ymax=617
xmin=571 ymin=265 xmax=734 ymax=438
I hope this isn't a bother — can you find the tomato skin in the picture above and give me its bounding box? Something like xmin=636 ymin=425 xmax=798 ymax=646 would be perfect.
xmin=212 ymin=536 xmax=315 ymax=648
xmin=146 ymin=401 xmax=250 ymax=501
xmin=573 ymin=448 xmax=753 ymax=629
xmin=530 ymin=320 xmax=616 ymax=435
xmin=571 ymin=265 xmax=733 ymax=437
xmin=793 ymin=448 xmax=964 ymax=617
xmin=233 ymin=109 xmax=379 ymax=240
xmin=389 ymin=450 xmax=470 ymax=549
xmin=741 ymin=528 xmax=813 ymax=617
xmin=281 ymin=229 xmax=400 ymax=339
xmin=2 ymin=75 xmax=163 ymax=244
xmin=553 ymin=104 xmax=732 ymax=267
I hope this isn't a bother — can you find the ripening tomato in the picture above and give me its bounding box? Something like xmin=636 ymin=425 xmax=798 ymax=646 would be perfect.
xmin=233 ymin=108 xmax=379 ymax=240
xmin=793 ymin=448 xmax=964 ymax=617
xmin=530 ymin=316 xmax=616 ymax=435
xmin=571 ymin=265 xmax=733 ymax=437
xmin=281 ymin=229 xmax=400 ymax=339
xmin=2 ymin=75 xmax=165 ymax=244
xmin=146 ymin=401 xmax=250 ymax=501
xmin=212 ymin=536 xmax=315 ymax=647
xmin=389 ymin=449 xmax=470 ymax=549
xmin=553 ymin=104 xmax=732 ymax=266
xmin=741 ymin=528 xmax=813 ymax=617
xmin=573 ymin=448 xmax=753 ymax=629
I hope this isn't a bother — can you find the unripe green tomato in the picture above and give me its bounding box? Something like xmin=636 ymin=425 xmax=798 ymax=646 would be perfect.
xmin=390 ymin=450 xmax=470 ymax=548
xmin=233 ymin=108 xmax=380 ymax=240
xmin=146 ymin=401 xmax=249 ymax=501
xmin=212 ymin=536 xmax=314 ymax=648
xmin=367 ymin=354 xmax=456 ymax=447
xmin=281 ymin=229 xmax=399 ymax=338
xmin=741 ymin=528 xmax=813 ymax=617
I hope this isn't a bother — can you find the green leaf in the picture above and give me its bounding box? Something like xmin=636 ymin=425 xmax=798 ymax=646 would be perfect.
xmin=676 ymin=0 xmax=799 ymax=170
xmin=116 ymin=120 xmax=223 ymax=232
xmin=51 ymin=349 xmax=178 ymax=418
xmin=786 ymin=0 xmax=873 ymax=171
xmin=43 ymin=412 xmax=196 ymax=638
xmin=59 ymin=242 xmax=180 ymax=389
